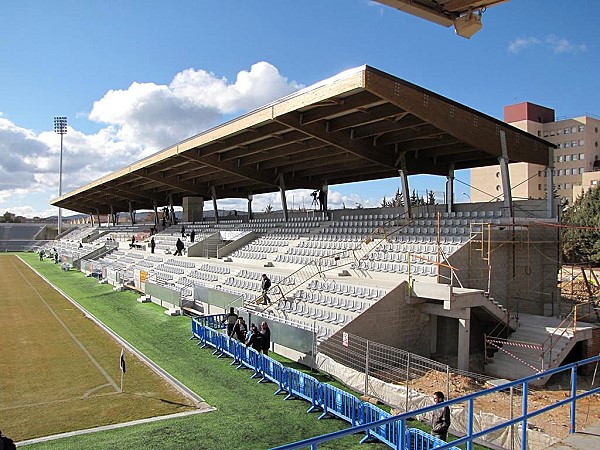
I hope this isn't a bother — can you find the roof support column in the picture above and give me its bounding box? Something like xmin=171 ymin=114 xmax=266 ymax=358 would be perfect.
xmin=168 ymin=195 xmax=176 ymax=226
xmin=278 ymin=175 xmax=289 ymax=222
xmin=498 ymin=130 xmax=514 ymax=219
xmin=546 ymin=146 xmax=555 ymax=218
xmin=398 ymin=153 xmax=411 ymax=219
xmin=96 ymin=209 xmax=101 ymax=227
xmin=89 ymin=214 xmax=94 ymax=227
xmin=110 ymin=205 xmax=115 ymax=226
xmin=247 ymin=194 xmax=253 ymax=222
xmin=129 ymin=202 xmax=135 ymax=225
xmin=183 ymin=196 xmax=204 ymax=223
xmin=446 ymin=163 xmax=455 ymax=214
xmin=210 ymin=187 xmax=219 ymax=224
xmin=457 ymin=308 xmax=471 ymax=372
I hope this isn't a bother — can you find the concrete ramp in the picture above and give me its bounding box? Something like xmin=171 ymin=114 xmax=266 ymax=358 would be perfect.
xmin=484 ymin=313 xmax=595 ymax=384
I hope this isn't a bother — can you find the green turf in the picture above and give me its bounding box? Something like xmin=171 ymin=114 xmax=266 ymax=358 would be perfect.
xmin=14 ymin=253 xmax=486 ymax=450
xmin=0 ymin=255 xmax=195 ymax=442
xmin=15 ymin=253 xmax=390 ymax=449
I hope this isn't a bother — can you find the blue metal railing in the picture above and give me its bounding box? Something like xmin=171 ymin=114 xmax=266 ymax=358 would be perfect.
xmin=191 ymin=315 xmax=600 ymax=450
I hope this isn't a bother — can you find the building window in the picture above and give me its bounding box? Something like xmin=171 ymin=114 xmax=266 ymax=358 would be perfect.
xmin=579 ymin=153 xmax=585 ymax=160
xmin=593 ymin=180 xmax=598 ymax=186
xmin=572 ymin=141 xmax=578 ymax=147
xmin=572 ymin=168 xmax=578 ymax=175
xmin=565 ymin=155 xmax=571 ymax=161
xmin=558 ymin=155 xmax=564 ymax=162
xmin=557 ymin=143 xmax=562 ymax=148
xmin=558 ymin=184 xmax=562 ymax=189
xmin=557 ymin=169 xmax=562 ymax=176
xmin=538 ymin=184 xmax=542 ymax=190
xmin=496 ymin=185 xmax=501 ymax=191
xmin=565 ymin=183 xmax=571 ymax=189
xmin=538 ymin=170 xmax=543 ymax=177
xmin=550 ymin=129 xmax=556 ymax=136
xmin=572 ymin=126 xmax=577 ymax=133
xmin=578 ymin=125 xmax=585 ymax=132
xmin=572 ymin=153 xmax=577 ymax=160
xmin=565 ymin=142 xmax=571 ymax=148
xmin=543 ymin=131 xmax=549 ymax=137
xmin=564 ymin=127 xmax=570 ymax=134
xmin=537 ymin=130 xmax=541 ymax=137
xmin=579 ymin=167 xmax=585 ymax=174
xmin=495 ymin=172 xmax=500 ymax=178
xmin=579 ymin=139 xmax=585 ymax=146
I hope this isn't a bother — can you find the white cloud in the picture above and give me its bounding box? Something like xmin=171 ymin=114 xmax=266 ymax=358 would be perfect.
xmin=90 ymin=61 xmax=302 ymax=152
xmin=508 ymin=35 xmax=586 ymax=55
xmin=546 ymin=35 xmax=587 ymax=54
xmin=507 ymin=37 xmax=541 ymax=54
xmin=0 ymin=62 xmax=303 ymax=218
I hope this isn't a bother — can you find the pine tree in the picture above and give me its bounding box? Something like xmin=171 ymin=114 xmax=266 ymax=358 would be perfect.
xmin=561 ymin=186 xmax=600 ymax=264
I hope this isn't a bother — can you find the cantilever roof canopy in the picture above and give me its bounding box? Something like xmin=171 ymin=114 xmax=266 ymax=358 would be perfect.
xmin=53 ymin=65 xmax=553 ymax=215
xmin=373 ymin=0 xmax=509 ymax=27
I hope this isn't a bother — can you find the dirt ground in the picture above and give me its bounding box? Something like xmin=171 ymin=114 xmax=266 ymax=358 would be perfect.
xmin=407 ymin=368 xmax=600 ymax=440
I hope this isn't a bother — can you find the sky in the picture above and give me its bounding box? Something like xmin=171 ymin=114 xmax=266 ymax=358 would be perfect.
xmin=0 ymin=0 xmax=597 ymax=218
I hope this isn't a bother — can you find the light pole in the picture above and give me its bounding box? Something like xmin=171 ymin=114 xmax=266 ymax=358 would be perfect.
xmin=54 ymin=116 xmax=67 ymax=235
xmin=462 ymin=192 xmax=471 ymax=202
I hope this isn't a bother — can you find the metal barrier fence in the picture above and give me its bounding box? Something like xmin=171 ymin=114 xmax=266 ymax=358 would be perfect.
xmin=318 ymin=331 xmax=493 ymax=408
xmin=191 ymin=316 xmax=458 ymax=450
xmin=272 ymin=354 xmax=600 ymax=450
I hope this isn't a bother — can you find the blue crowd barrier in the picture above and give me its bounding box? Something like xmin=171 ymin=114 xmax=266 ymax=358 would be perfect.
xmin=319 ymin=383 xmax=362 ymax=426
xmin=284 ymin=368 xmax=322 ymax=413
xmin=361 ymin=401 xmax=397 ymax=446
xmin=190 ymin=316 xmax=456 ymax=449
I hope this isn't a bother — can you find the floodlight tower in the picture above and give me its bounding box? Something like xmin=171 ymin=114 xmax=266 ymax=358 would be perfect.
xmin=54 ymin=116 xmax=67 ymax=235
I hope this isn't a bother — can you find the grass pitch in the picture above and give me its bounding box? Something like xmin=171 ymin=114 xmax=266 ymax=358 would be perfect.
xmin=0 ymin=255 xmax=198 ymax=442
xmin=8 ymin=253 xmax=388 ymax=449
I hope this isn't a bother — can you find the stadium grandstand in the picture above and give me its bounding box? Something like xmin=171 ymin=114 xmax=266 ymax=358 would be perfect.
xmin=42 ymin=65 xmax=600 ymax=449
xmin=0 ymin=223 xmax=52 ymax=252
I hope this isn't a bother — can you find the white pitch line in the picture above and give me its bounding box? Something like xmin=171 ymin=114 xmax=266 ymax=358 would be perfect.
xmin=12 ymin=260 xmax=120 ymax=393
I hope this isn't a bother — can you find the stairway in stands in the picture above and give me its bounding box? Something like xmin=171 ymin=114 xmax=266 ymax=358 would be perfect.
xmin=484 ymin=313 xmax=595 ymax=384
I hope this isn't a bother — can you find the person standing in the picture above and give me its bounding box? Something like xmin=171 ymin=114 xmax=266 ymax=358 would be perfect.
xmin=245 ymin=324 xmax=262 ymax=352
xmin=181 ymin=225 xmax=186 ymax=238
xmin=190 ymin=229 xmax=195 ymax=243
xmin=232 ymin=317 xmax=247 ymax=342
xmin=431 ymin=391 xmax=451 ymax=442
xmin=174 ymin=238 xmax=184 ymax=256
xmin=259 ymin=321 xmax=271 ymax=355
xmin=223 ymin=307 xmax=238 ymax=336
xmin=150 ymin=237 xmax=156 ymax=254
xmin=261 ymin=274 xmax=272 ymax=305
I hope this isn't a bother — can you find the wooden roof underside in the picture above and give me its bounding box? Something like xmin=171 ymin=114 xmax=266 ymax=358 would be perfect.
xmin=53 ymin=66 xmax=552 ymax=215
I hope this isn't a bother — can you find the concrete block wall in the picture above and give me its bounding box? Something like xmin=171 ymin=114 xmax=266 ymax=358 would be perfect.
xmin=341 ymin=283 xmax=431 ymax=358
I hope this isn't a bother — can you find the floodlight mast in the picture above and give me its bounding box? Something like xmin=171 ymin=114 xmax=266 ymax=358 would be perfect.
xmin=54 ymin=116 xmax=67 ymax=235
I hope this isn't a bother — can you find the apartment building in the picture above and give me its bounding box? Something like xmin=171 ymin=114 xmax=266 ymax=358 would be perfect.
xmin=470 ymin=102 xmax=600 ymax=204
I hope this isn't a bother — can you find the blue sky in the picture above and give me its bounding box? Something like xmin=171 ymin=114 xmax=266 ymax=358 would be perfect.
xmin=0 ymin=0 xmax=597 ymax=218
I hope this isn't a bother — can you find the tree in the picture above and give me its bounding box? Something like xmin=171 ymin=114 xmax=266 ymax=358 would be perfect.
xmin=426 ymin=190 xmax=436 ymax=205
xmin=561 ymin=186 xmax=600 ymax=264
xmin=264 ymin=204 xmax=273 ymax=214
xmin=381 ymin=189 xmax=404 ymax=208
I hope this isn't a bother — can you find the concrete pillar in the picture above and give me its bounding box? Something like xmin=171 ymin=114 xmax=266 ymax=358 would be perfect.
xmin=457 ymin=309 xmax=471 ymax=372
xmin=210 ymin=186 xmax=219 ymax=223
xmin=278 ymin=175 xmax=289 ymax=222
xmin=446 ymin=163 xmax=455 ymax=214
xmin=247 ymin=194 xmax=253 ymax=221
xmin=129 ymin=201 xmax=135 ymax=225
xmin=168 ymin=194 xmax=175 ymax=225
xmin=430 ymin=315 xmax=438 ymax=354
xmin=183 ymin=196 xmax=204 ymax=223
xmin=499 ymin=130 xmax=514 ymax=218
xmin=398 ymin=168 xmax=411 ymax=219
xmin=153 ymin=201 xmax=159 ymax=226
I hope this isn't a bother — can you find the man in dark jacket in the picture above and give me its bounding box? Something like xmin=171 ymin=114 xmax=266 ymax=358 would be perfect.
xmin=431 ymin=391 xmax=451 ymax=441
xmin=260 ymin=274 xmax=272 ymax=305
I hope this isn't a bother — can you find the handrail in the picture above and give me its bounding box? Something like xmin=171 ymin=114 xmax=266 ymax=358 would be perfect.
xmin=272 ymin=353 xmax=600 ymax=450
